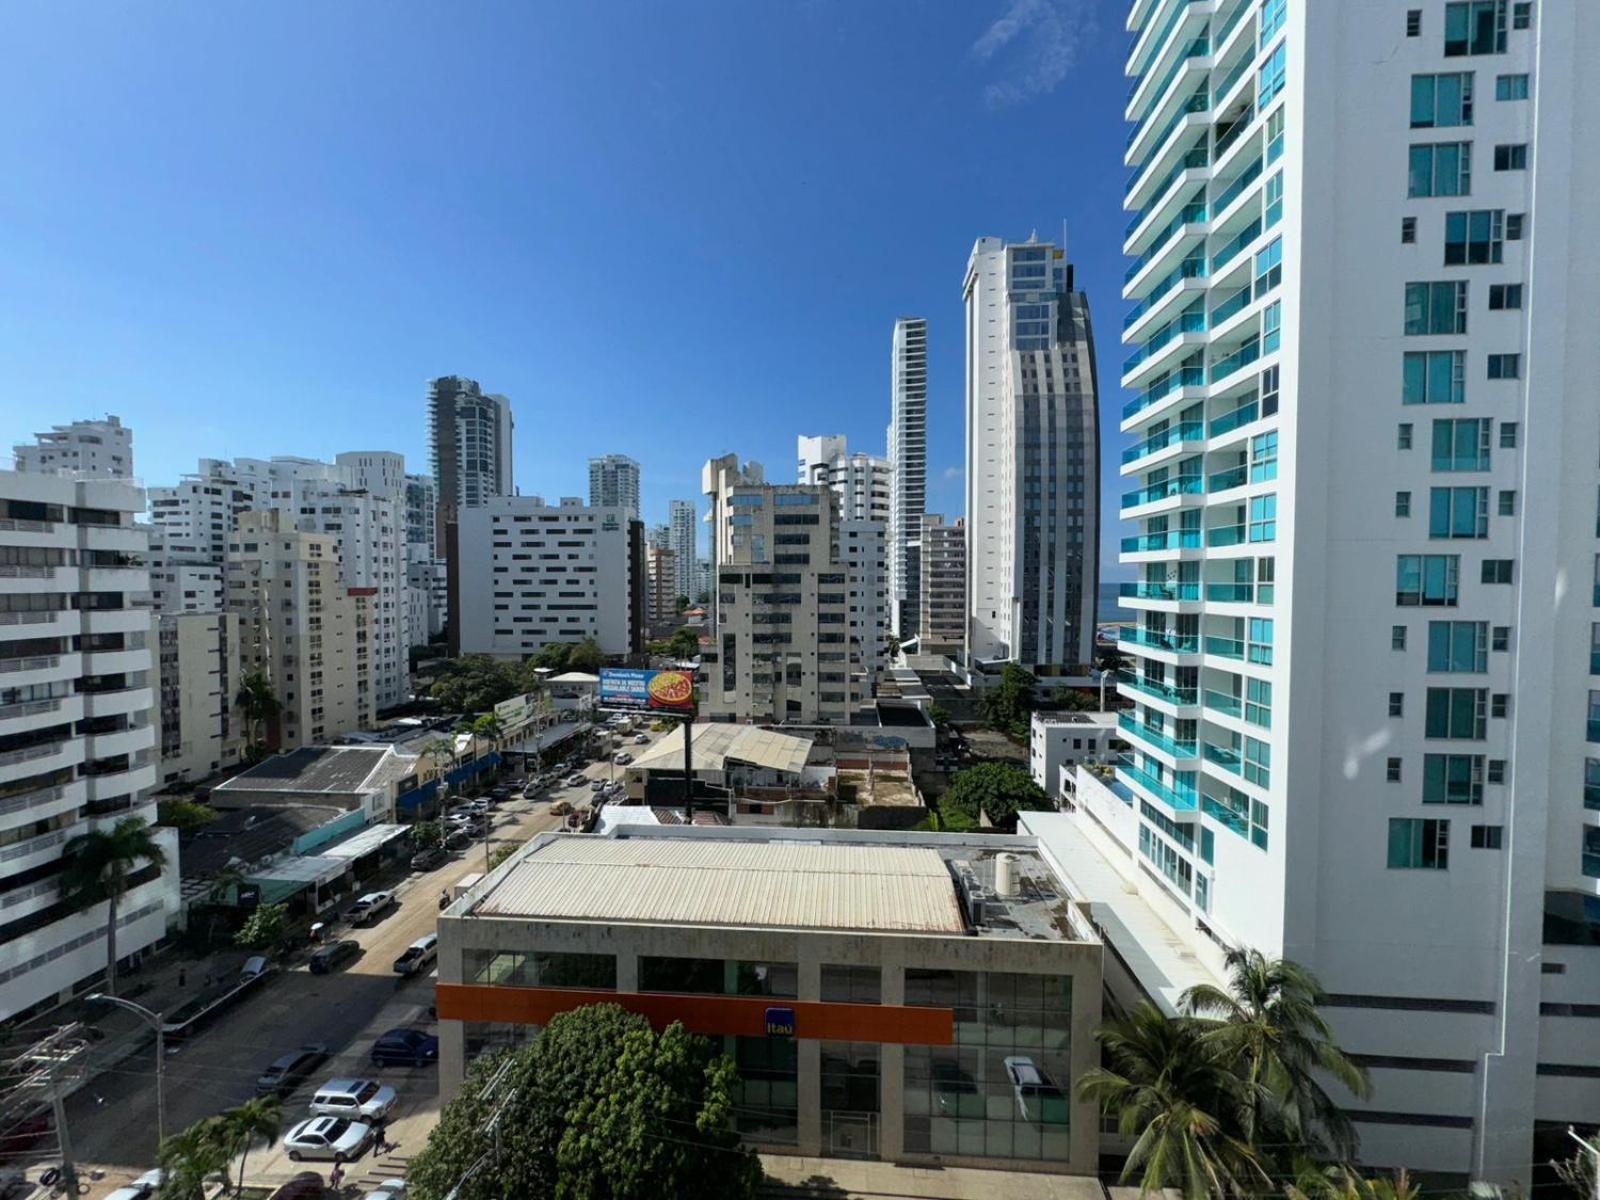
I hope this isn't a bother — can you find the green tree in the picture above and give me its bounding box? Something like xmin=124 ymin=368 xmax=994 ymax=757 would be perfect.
xmin=234 ymin=670 xmax=281 ymax=763
xmin=927 ymin=702 xmax=950 ymax=727
xmin=157 ymin=1116 xmax=229 ymax=1200
xmin=1055 ymin=688 xmax=1098 ymax=712
xmin=674 ymin=594 xmax=690 ymax=615
xmin=427 ymin=655 xmax=522 ymax=712
xmin=979 ymin=663 xmax=1037 ymax=736
xmin=486 ymin=844 xmax=517 ymax=870
xmin=473 ymin=712 xmax=503 ymax=750
xmin=408 ymin=1003 xmax=760 ymax=1200
xmin=234 ymin=903 xmax=287 ymax=953
xmin=533 ymin=642 xmax=574 ymax=671
xmin=1182 ymin=949 xmax=1371 ymax=1160
xmin=942 ymin=762 xmax=1050 ymax=831
xmin=567 ymin=637 xmax=604 ymax=674
xmin=667 ymin=627 xmax=700 ymax=660
xmin=1552 ymin=1135 xmax=1598 ymax=1200
xmin=61 ymin=818 xmax=168 ymax=997
xmin=1077 ymin=1003 xmax=1267 ymax=1200
xmin=919 ymin=802 xmax=977 ymax=833
xmin=156 ymin=797 xmax=218 ymax=836
xmin=213 ymin=1095 xmax=282 ymax=1196
xmin=413 ymin=820 xmax=445 ymax=849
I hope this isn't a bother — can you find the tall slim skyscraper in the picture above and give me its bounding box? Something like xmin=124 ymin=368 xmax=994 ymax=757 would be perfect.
xmin=888 ymin=318 xmax=928 ymax=641
xmin=588 ymin=454 xmax=641 ymax=521
xmin=963 ymin=238 xmax=1099 ymax=672
xmin=1087 ymin=0 xmax=1600 ymax=1184
xmin=427 ymin=376 xmax=514 ymax=553
xmin=668 ymin=499 xmax=697 ymax=600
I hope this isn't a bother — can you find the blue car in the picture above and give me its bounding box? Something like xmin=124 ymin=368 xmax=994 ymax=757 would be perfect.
xmin=370 ymin=1028 xmax=439 ymax=1068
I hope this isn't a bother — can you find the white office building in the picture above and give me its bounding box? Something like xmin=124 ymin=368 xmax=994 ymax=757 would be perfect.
xmin=668 ymin=499 xmax=697 ymax=600
xmin=454 ymin=497 xmax=641 ymax=660
xmin=889 ymin=317 xmax=928 ymax=641
xmin=588 ymin=454 xmax=641 ymax=521
xmin=1100 ymin=0 xmax=1599 ymax=1183
xmin=11 ymin=415 xmax=134 ymax=480
xmin=0 ymin=466 xmax=178 ymax=1021
xmin=963 ymin=237 xmax=1099 ymax=676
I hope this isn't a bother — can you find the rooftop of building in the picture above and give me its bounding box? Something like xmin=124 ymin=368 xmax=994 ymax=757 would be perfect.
xmin=211 ymin=745 xmax=402 ymax=799
xmin=629 ymin=722 xmax=814 ymax=776
xmin=180 ymin=803 xmax=347 ymax=879
xmin=459 ymin=826 xmax=1097 ymax=943
xmin=1032 ymin=710 xmax=1119 ymax=729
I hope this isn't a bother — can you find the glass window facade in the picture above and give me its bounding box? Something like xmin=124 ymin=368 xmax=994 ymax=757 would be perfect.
xmin=462 ymin=949 xmax=617 ymax=989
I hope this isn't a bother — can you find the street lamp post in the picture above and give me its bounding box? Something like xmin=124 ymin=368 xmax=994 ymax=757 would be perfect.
xmin=88 ymin=993 xmax=164 ymax=1151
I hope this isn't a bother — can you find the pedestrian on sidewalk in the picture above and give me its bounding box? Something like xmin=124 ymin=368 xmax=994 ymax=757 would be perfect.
xmin=177 ymin=967 xmax=186 ymax=989
xmin=374 ymin=1114 xmax=390 ymax=1152
xmin=329 ymin=1161 xmax=344 ymax=1191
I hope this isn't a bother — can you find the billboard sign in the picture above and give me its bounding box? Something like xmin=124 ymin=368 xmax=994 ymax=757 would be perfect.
xmin=495 ymin=693 xmax=531 ymax=728
xmin=598 ymin=667 xmax=695 ymax=714
xmin=765 ymin=1006 xmax=796 ymax=1038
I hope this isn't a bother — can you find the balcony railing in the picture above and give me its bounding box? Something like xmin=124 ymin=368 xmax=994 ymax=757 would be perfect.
xmin=1129 ymin=0 xmax=1202 ymax=101
xmin=1202 ymin=793 xmax=1249 ymax=834
xmin=1125 ymin=253 xmax=1208 ymax=331
xmin=1204 ymin=635 xmax=1245 ymax=659
xmin=1126 ymin=202 xmax=1207 ymax=283
xmin=1206 ymin=583 xmax=1255 ymax=603
xmin=0 ymin=698 xmax=63 ymax=722
xmin=1209 ymin=284 xmax=1253 ymax=326
xmin=1121 ymin=581 xmax=1202 ymax=602
xmin=1210 ymin=337 xmax=1264 ymax=385
xmin=1211 ymin=217 xmax=1263 ymax=272
xmin=1208 ymin=399 xmax=1260 ymax=438
xmin=1125 ymin=147 xmax=1210 ymax=240
xmin=1122 ymin=421 xmax=1206 ymax=464
xmin=1116 ymin=754 xmax=1198 ymax=810
xmin=1208 ymin=465 xmax=1248 ymax=492
xmin=1123 ymin=476 xmax=1206 ymax=509
xmin=1124 ymin=308 xmax=1207 ymax=375
xmin=1119 ymin=713 xmax=1198 ymax=757
xmin=1126 ymin=83 xmax=1211 ymax=198
xmin=1204 ymin=741 xmax=1243 ymax=773
xmin=1117 ymin=669 xmax=1199 ymax=706
xmin=1204 ymin=689 xmax=1243 ymax=717
xmin=1121 ymin=530 xmax=1202 ymax=554
xmin=1124 ymin=360 xmax=1206 ymax=420
xmin=1206 ymin=524 xmax=1248 ymax=547
xmin=1120 ymin=626 xmax=1201 ymax=653
xmin=1211 ymin=155 xmax=1264 ymax=215
xmin=1213 ymin=103 xmax=1256 ymax=159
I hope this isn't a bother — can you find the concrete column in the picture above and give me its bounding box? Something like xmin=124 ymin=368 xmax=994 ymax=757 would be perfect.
xmin=616 ymin=949 xmax=639 ymax=992
xmin=797 ymin=957 xmax=822 ymax=1154
xmin=439 ymin=1019 xmax=466 ymax=1104
xmin=879 ymin=963 xmax=905 ymax=1161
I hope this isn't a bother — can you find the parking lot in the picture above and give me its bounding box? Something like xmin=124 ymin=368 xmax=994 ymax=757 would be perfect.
xmin=69 ymin=718 xmax=664 ymax=1197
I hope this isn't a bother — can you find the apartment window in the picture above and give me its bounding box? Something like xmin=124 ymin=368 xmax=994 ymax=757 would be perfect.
xmin=1492 ymin=625 xmax=1510 ymax=652
xmin=1499 ymin=421 xmax=1519 ymax=448
xmin=1396 ymin=491 xmax=1412 ymax=518
xmin=1487 ymin=353 xmax=1521 ymax=379
xmin=1407 ymin=8 xmax=1422 ymax=36
xmin=1393 ymin=625 xmax=1409 ymax=651
xmin=1248 ymin=495 xmax=1278 ymax=543
xmin=1444 ymin=0 xmax=1506 ymax=55
xmin=1389 ymin=692 xmax=1406 ymax=718
xmin=1244 ymin=737 xmax=1271 ymax=788
xmin=1491 ymin=693 xmax=1509 ymax=718
xmin=1428 ymin=621 xmax=1488 ymax=672
xmin=1254 ymin=238 xmax=1283 ymax=298
xmin=1399 ymin=423 xmax=1414 ymax=450
xmin=1495 ymin=73 xmax=1529 ymax=100
xmin=1512 ymin=1 xmax=1530 ymax=29
xmin=1432 ymin=419 xmax=1492 ymax=470
xmin=1411 ymin=73 xmax=1475 ymax=127
xmin=1404 ymin=350 xmax=1466 ymax=404
xmin=1405 ymin=281 xmax=1468 ymax=334
xmin=1497 ymin=490 xmax=1516 ymax=517
xmin=1424 ymin=754 xmax=1484 ymax=803
xmin=1445 ymin=210 xmax=1504 ymax=265
xmin=1401 ymin=217 xmax=1417 ymax=244
xmin=1260 ymin=365 xmax=1280 ymax=416
xmin=1259 ymin=0 xmax=1286 ymax=46
xmin=1426 ymin=687 xmax=1488 ymax=738
xmin=1387 ymin=757 xmax=1404 ymax=783
xmin=1428 ymin=486 xmax=1489 ymax=538
xmin=1397 ymin=554 xmax=1460 ymax=606
xmin=1481 ymin=559 xmax=1514 ymax=583
xmin=1493 ymin=143 xmax=1528 ymax=171
xmin=1471 ymin=825 xmax=1503 ymax=849
xmin=1488 ymin=283 xmax=1523 ymax=310
xmin=1389 ymin=818 xmax=1450 ymax=869
xmin=1409 ymin=142 xmax=1472 ymax=197
xmin=1258 ymin=42 xmax=1287 ymax=107
xmin=1246 ymin=678 xmax=1273 ymax=728
xmin=1248 ymin=617 xmax=1275 ymax=665
xmin=1265 ymin=172 xmax=1284 ymax=226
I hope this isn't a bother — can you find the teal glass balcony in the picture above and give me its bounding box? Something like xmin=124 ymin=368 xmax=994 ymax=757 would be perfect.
xmin=1206 ymin=524 xmax=1247 ymax=547
xmin=1203 ymin=741 xmax=1243 ymax=774
xmin=1125 ymin=254 xmax=1208 ymax=331
xmin=1124 ymin=311 xmax=1206 ymax=375
xmin=1120 ymin=529 xmax=1202 ymax=553
xmin=1126 ymin=83 xmax=1211 ymax=199
xmin=1119 ymin=713 xmax=1198 ymax=758
xmin=1117 ymin=670 xmax=1199 ymax=706
xmin=1204 ymin=635 xmax=1245 ymax=659
xmin=1203 ymin=689 xmax=1243 ymax=717
xmin=1122 ymin=421 xmax=1206 ymax=464
xmin=1210 ymin=284 xmax=1252 ymax=326
xmin=1122 ymin=476 xmax=1205 ymax=509
xmin=1202 ymin=793 xmax=1249 ymax=834
xmin=1119 ymin=626 xmax=1200 ymax=653
xmin=1125 ymin=147 xmax=1210 ymax=240
xmin=1208 ymin=399 xmax=1259 ymax=438
xmin=1125 ymin=202 xmax=1207 ymax=283
xmin=1208 ymin=465 xmax=1248 ymax=492
xmin=1213 ymin=103 xmax=1256 ymax=160
xmin=1212 ymin=155 xmax=1264 ymax=214
xmin=1121 ymin=581 xmax=1202 ymax=602
xmin=1124 ymin=361 xmax=1206 ymax=420
xmin=1211 ymin=217 xmax=1263 ymax=272
xmin=1210 ymin=337 xmax=1263 ymax=384
xmin=1116 ymin=755 xmax=1198 ymax=810
xmin=1212 ymin=1 xmax=1253 ymax=63
xmin=1206 ymin=583 xmax=1255 ymax=602
xmin=1128 ymin=0 xmax=1202 ymax=105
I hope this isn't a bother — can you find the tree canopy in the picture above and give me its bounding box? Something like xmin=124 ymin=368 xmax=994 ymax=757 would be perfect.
xmin=941 ymin=762 xmax=1051 ymax=831
xmin=426 ymin=655 xmax=546 ymax=713
xmin=978 ymin=663 xmax=1037 ymax=736
xmin=409 ymin=1004 xmax=760 ymax=1200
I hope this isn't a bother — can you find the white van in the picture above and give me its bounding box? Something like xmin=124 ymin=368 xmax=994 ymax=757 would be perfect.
xmin=392 ymin=934 xmax=438 ymax=977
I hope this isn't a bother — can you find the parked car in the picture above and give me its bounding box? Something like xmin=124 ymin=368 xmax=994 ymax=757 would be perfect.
xmin=465 ymin=798 xmax=492 ymax=815
xmin=367 ymin=1180 xmax=408 ymax=1200
xmin=104 ymin=1169 xmax=164 ymax=1200
xmin=564 ymin=773 xmax=585 ymax=787
xmin=282 ymin=1115 xmax=372 ymax=1162
xmin=371 ymin=1028 xmax=439 ymax=1068
xmin=410 ymin=845 xmax=449 ymax=871
xmin=393 ymin=934 xmax=439 ymax=977
xmin=255 ymin=1044 xmax=329 ymax=1096
xmin=612 ymin=751 xmax=633 ymax=766
xmin=265 ymin=1173 xmax=326 ymax=1200
xmin=589 ymin=778 xmax=606 ymax=791
xmin=444 ymin=827 xmax=473 ymax=850
xmin=347 ymin=891 xmax=397 ymax=925
xmin=549 ymin=798 xmax=572 ymax=816
xmin=310 ymin=1078 xmax=398 ymax=1122
xmin=633 ymin=733 xmax=649 ymax=745
xmin=239 ymin=955 xmax=271 ymax=983
xmin=309 ymin=940 xmax=362 ymax=975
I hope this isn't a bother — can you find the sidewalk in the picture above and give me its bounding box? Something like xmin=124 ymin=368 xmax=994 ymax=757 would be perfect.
xmin=758 ymin=1155 xmax=1107 ymax=1200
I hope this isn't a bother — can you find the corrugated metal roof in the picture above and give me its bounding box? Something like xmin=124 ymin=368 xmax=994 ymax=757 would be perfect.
xmin=628 ymin=723 xmax=813 ymax=776
xmin=475 ymin=836 xmax=964 ymax=934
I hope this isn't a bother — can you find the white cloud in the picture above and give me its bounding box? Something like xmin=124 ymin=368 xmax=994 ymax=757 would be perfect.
xmin=941 ymin=465 xmax=963 ymax=482
xmin=971 ymin=0 xmax=1099 ymax=108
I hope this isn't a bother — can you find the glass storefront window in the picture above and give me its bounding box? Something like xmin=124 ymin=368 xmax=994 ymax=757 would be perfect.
xmin=820 ymin=964 xmax=882 ymax=1004
xmin=732 ymin=1035 xmax=798 ymax=1145
xmin=821 ymin=1041 xmax=880 ymax=1159
xmin=462 ymin=949 xmax=616 ymax=989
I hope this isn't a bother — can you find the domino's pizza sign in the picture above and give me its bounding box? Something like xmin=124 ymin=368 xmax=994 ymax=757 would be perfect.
xmin=765 ymin=1006 xmax=796 ymax=1038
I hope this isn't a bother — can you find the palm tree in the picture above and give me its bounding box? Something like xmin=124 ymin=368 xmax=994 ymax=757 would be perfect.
xmin=1285 ymin=1162 xmax=1421 ymax=1200
xmin=214 ymin=1095 xmax=282 ymax=1196
xmin=158 ymin=1116 xmax=228 ymax=1200
xmin=235 ymin=671 xmax=281 ymax=762
xmin=61 ymin=818 xmax=167 ymax=998
xmin=473 ymin=713 xmax=503 ymax=754
xmin=1182 ymin=949 xmax=1371 ymax=1159
xmin=204 ymin=865 xmax=247 ymax=947
xmin=1077 ymin=1003 xmax=1268 ymax=1200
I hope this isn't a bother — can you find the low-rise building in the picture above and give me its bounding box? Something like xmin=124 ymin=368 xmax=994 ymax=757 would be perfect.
xmin=1028 ymin=712 xmax=1121 ymax=804
xmin=156 ymin=611 xmax=240 ymax=786
xmin=435 ymin=825 xmax=1103 ymax=1173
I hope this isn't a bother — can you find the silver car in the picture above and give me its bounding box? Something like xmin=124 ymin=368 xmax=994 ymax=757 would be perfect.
xmin=283 ymin=1115 xmax=372 ymax=1162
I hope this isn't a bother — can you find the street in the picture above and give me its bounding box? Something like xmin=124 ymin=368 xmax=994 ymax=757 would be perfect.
xmin=71 ymin=720 xmax=658 ymax=1197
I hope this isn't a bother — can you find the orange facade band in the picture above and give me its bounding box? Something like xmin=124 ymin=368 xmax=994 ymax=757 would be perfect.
xmin=435 ymin=984 xmax=956 ymax=1045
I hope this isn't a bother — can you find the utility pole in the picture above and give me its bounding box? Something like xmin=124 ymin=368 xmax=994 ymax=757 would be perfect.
xmin=6 ymin=1025 xmax=89 ymax=1198
xmin=48 ymin=1053 xmax=77 ymax=1199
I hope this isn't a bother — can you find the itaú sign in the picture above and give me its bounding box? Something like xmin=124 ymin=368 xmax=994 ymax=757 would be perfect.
xmin=764 ymin=1006 xmax=796 ymax=1038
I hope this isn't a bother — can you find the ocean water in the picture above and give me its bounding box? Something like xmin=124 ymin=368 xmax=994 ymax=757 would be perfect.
xmin=1097 ymin=580 xmax=1133 ymax=627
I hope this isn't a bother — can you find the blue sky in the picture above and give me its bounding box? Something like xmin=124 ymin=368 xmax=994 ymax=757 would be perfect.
xmin=0 ymin=0 xmax=1132 ymax=570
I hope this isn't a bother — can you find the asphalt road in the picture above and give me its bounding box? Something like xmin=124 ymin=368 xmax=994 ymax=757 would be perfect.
xmin=71 ymin=722 xmax=659 ymax=1194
